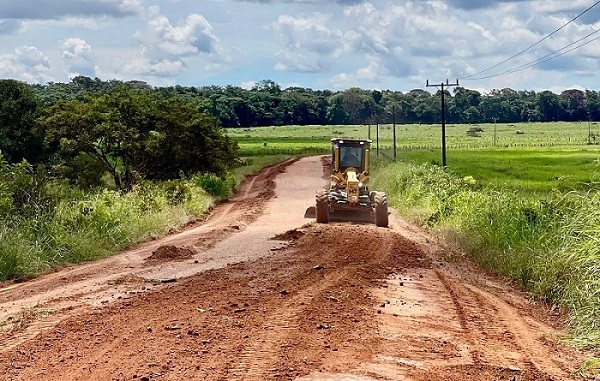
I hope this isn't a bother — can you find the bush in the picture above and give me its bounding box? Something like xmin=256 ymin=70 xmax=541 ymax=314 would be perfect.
xmin=0 ymin=175 xmax=214 ymax=281
xmin=193 ymin=172 xmax=235 ymax=200
xmin=0 ymin=156 xmax=54 ymax=219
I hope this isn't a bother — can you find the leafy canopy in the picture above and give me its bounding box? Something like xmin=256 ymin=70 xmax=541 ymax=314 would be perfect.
xmin=39 ymin=86 xmax=238 ymax=191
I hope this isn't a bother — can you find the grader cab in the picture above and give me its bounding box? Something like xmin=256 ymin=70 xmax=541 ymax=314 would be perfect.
xmin=314 ymin=138 xmax=389 ymax=227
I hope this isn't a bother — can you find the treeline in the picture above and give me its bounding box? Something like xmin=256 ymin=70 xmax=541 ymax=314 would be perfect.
xmin=143 ymin=80 xmax=600 ymax=127
xmin=25 ymin=77 xmax=600 ymax=130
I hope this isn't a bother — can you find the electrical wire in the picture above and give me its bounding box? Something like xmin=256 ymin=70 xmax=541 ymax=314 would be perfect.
xmin=465 ymin=27 xmax=600 ymax=80
xmin=461 ymin=0 xmax=600 ymax=80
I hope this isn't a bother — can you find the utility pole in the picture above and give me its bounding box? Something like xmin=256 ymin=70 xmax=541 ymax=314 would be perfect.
xmin=376 ymin=123 xmax=379 ymax=156
xmin=392 ymin=105 xmax=397 ymax=160
xmin=492 ymin=117 xmax=498 ymax=147
xmin=426 ymin=79 xmax=459 ymax=168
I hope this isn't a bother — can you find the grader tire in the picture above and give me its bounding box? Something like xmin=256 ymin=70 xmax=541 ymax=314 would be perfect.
xmin=374 ymin=192 xmax=389 ymax=227
xmin=315 ymin=189 xmax=329 ymax=223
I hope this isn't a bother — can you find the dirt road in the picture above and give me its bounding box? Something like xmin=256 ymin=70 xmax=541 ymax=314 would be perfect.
xmin=0 ymin=156 xmax=589 ymax=380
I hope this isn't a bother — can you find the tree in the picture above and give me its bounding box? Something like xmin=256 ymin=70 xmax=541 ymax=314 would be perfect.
xmin=586 ymin=90 xmax=600 ymax=121
xmin=141 ymin=98 xmax=238 ymax=180
xmin=39 ymin=86 xmax=238 ymax=191
xmin=326 ymin=94 xmax=351 ymax=124
xmin=0 ymin=79 xmax=44 ymax=164
xmin=326 ymin=88 xmax=377 ymax=125
xmin=537 ymin=91 xmax=561 ymax=122
xmin=452 ymin=87 xmax=481 ymax=123
xmin=561 ymin=89 xmax=587 ymax=121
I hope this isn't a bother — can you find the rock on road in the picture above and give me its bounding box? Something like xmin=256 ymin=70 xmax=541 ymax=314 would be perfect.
xmin=0 ymin=156 xmax=589 ymax=380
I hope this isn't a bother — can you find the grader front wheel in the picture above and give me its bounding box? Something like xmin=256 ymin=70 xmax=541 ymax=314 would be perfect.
xmin=315 ymin=189 xmax=329 ymax=223
xmin=374 ymin=192 xmax=389 ymax=227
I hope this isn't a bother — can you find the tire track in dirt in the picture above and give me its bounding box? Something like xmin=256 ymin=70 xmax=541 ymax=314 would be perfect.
xmin=434 ymin=269 xmax=536 ymax=371
xmin=300 ymin=219 xmax=585 ymax=381
xmin=226 ymin=270 xmax=349 ymax=380
xmin=462 ymin=282 xmax=566 ymax=377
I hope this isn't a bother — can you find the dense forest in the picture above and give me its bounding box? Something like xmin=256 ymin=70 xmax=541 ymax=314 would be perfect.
xmin=25 ymin=76 xmax=600 ymax=130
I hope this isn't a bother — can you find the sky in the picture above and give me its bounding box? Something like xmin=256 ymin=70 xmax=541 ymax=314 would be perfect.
xmin=1 ymin=0 xmax=600 ymax=93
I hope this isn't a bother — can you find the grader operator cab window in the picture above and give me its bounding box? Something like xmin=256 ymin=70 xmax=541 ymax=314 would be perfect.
xmin=340 ymin=146 xmax=363 ymax=170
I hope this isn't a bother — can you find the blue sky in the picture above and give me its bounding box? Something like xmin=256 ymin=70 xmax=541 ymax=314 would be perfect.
xmin=1 ymin=0 xmax=599 ymax=93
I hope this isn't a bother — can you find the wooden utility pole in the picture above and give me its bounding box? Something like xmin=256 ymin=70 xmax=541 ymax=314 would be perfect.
xmin=426 ymin=79 xmax=459 ymax=168
xmin=492 ymin=117 xmax=498 ymax=147
xmin=376 ymin=123 xmax=379 ymax=156
xmin=392 ymin=105 xmax=397 ymax=160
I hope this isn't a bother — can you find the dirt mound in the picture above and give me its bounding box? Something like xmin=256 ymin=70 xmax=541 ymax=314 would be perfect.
xmin=271 ymin=228 xmax=307 ymax=241
xmin=106 ymin=274 xmax=146 ymax=285
xmin=147 ymin=245 xmax=196 ymax=261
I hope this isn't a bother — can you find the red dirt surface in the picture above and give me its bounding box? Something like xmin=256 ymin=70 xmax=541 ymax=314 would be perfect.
xmin=0 ymin=156 xmax=592 ymax=380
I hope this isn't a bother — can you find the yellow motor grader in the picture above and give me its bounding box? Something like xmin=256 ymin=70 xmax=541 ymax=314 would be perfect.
xmin=314 ymin=138 xmax=388 ymax=227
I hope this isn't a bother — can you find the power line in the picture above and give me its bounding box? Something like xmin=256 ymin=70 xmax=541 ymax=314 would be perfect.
xmin=461 ymin=0 xmax=600 ymax=80
xmin=465 ymin=27 xmax=600 ymax=80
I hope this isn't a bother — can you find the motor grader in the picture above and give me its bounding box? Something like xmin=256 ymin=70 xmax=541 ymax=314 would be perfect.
xmin=314 ymin=138 xmax=388 ymax=227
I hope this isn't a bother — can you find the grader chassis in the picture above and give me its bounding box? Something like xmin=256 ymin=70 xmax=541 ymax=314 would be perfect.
xmin=314 ymin=138 xmax=388 ymax=227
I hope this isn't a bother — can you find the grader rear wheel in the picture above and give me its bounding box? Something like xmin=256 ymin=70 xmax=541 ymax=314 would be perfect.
xmin=374 ymin=191 xmax=388 ymax=227
xmin=315 ymin=189 xmax=329 ymax=223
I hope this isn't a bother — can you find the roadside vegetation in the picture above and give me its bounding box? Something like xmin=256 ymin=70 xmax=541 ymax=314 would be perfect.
xmin=0 ymin=153 xmax=293 ymax=282
xmin=0 ymin=79 xmax=243 ymax=282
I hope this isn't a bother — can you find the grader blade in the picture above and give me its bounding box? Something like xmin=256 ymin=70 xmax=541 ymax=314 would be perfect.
xmin=304 ymin=206 xmax=316 ymax=218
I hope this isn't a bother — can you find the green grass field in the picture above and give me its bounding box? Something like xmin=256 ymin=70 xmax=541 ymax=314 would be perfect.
xmin=228 ymin=122 xmax=600 ymax=193
xmin=228 ymin=121 xmax=600 ymax=148
xmin=390 ymin=148 xmax=600 ymax=193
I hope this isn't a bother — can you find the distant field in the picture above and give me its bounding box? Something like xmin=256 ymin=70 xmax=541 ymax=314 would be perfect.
xmin=227 ymin=121 xmax=600 ymax=149
xmin=227 ymin=122 xmax=600 ymax=193
xmin=388 ymin=147 xmax=600 ymax=194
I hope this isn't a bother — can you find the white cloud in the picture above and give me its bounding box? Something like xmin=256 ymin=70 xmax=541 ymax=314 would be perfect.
xmin=0 ymin=46 xmax=53 ymax=83
xmin=95 ymin=55 xmax=183 ymax=86
xmin=61 ymin=37 xmax=96 ymax=78
xmin=330 ymin=55 xmax=381 ymax=88
xmin=240 ymin=81 xmax=256 ymax=89
xmin=123 ymin=58 xmax=185 ymax=76
xmin=88 ymin=5 xmax=232 ymax=83
xmin=61 ymin=38 xmax=93 ymax=60
xmin=140 ymin=6 xmax=221 ymax=58
xmin=273 ymin=13 xmax=356 ymax=73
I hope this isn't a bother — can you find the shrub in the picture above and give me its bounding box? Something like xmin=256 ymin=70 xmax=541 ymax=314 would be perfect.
xmin=193 ymin=172 xmax=235 ymax=200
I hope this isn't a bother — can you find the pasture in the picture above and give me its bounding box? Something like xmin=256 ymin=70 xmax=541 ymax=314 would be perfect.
xmin=227 ymin=122 xmax=600 ymax=193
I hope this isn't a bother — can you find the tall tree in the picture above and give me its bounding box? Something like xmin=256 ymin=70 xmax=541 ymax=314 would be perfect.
xmin=537 ymin=91 xmax=561 ymax=122
xmin=0 ymin=79 xmax=43 ymax=163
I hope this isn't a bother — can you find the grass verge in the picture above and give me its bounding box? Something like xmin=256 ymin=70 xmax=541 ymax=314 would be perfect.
xmin=0 ymin=155 xmax=289 ymax=282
